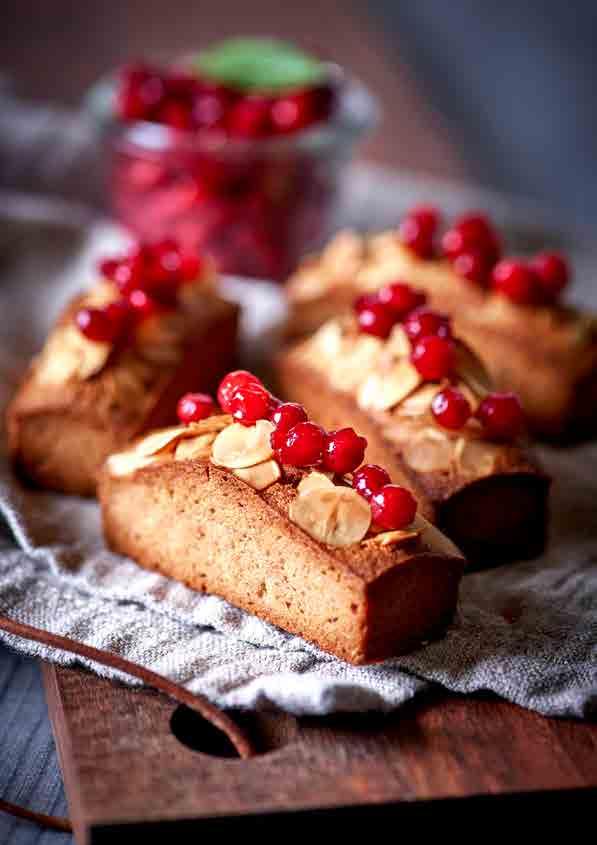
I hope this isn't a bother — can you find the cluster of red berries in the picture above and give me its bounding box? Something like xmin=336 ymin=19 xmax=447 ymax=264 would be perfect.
xmin=355 ymin=281 xmax=525 ymax=439
xmin=177 ymin=371 xmax=417 ymax=531
xmin=74 ymin=239 xmax=202 ymax=344
xmin=397 ymin=205 xmax=570 ymax=305
xmin=117 ymin=63 xmax=335 ymax=139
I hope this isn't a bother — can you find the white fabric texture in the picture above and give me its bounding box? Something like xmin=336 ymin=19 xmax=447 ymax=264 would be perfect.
xmin=0 ymin=209 xmax=595 ymax=718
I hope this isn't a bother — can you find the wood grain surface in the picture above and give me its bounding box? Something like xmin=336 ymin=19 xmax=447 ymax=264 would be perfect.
xmin=44 ymin=663 xmax=597 ymax=842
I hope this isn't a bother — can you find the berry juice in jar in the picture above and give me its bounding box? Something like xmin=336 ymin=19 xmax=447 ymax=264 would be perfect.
xmin=89 ymin=39 xmax=378 ymax=281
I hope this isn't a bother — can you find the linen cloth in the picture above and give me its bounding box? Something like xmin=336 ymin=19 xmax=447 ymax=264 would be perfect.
xmin=0 ymin=206 xmax=595 ymax=719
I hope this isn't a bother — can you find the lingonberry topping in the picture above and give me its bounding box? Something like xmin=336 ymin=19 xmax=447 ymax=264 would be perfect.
xmin=271 ymin=90 xmax=317 ymax=134
xmin=451 ymin=247 xmax=491 ymax=286
xmin=529 ymin=252 xmax=570 ymax=302
xmin=491 ymin=259 xmax=539 ymax=305
xmin=370 ymin=484 xmax=417 ymax=530
xmin=476 ymin=392 xmax=525 ymax=440
xmin=403 ymin=307 xmax=452 ymax=343
xmin=75 ymin=306 xmax=124 ymax=344
xmin=111 ymin=254 xmax=145 ymax=296
xmin=127 ymin=289 xmax=162 ymax=320
xmin=377 ymin=282 xmax=427 ymax=316
xmin=356 ymin=300 xmax=397 ymax=339
xmin=354 ymin=292 xmax=382 ymax=313
xmin=441 ymin=212 xmax=501 ymax=264
xmin=229 ymin=383 xmax=274 ymax=426
xmin=117 ymin=64 xmax=165 ymax=121
xmin=411 ymin=335 xmax=455 ymax=380
xmin=192 ymin=85 xmax=233 ymax=131
xmin=322 ymin=428 xmax=367 ymax=475
xmin=352 ymin=464 xmax=391 ymax=500
xmin=227 ymin=96 xmax=272 ymax=138
xmin=217 ymin=371 xmax=263 ymax=413
xmin=270 ymin=402 xmax=308 ymax=433
xmin=398 ymin=206 xmax=438 ymax=259
xmin=276 ymin=421 xmax=326 ymax=467
xmin=177 ymin=392 xmax=215 ymax=423
xmin=431 ymin=387 xmax=472 ymax=430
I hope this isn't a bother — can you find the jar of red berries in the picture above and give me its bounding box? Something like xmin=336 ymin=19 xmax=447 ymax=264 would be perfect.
xmin=87 ymin=39 xmax=378 ymax=281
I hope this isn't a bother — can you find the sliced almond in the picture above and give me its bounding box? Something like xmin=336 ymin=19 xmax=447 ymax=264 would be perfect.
xmin=386 ymin=324 xmax=411 ymax=358
xmin=186 ymin=414 xmax=232 ymax=436
xmin=106 ymin=451 xmax=165 ymax=478
xmin=289 ymin=486 xmax=371 ymax=547
xmin=76 ymin=335 xmax=112 ymax=379
xmin=297 ymin=470 xmax=335 ymax=496
xmin=329 ymin=334 xmax=383 ymax=392
xmin=135 ymin=425 xmax=189 ymax=457
xmin=362 ymin=527 xmax=421 ymax=548
xmin=414 ymin=514 xmax=462 ymax=558
xmin=84 ymin=281 xmax=121 ymax=308
xmin=36 ymin=325 xmax=111 ymax=383
xmin=211 ymin=419 xmax=275 ymax=469
xmin=397 ymin=383 xmax=440 ymax=417
xmin=357 ymin=360 xmax=421 ymax=412
xmin=233 ymin=458 xmax=281 ymax=491
xmin=312 ymin=319 xmax=344 ymax=358
xmin=321 ymin=230 xmax=364 ymax=279
xmin=174 ymin=432 xmax=217 ymax=461
xmin=402 ymin=429 xmax=455 ymax=472
xmin=454 ymin=436 xmax=499 ymax=475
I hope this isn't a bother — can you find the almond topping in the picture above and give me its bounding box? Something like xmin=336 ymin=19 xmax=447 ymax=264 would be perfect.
xmin=402 ymin=429 xmax=454 ymax=472
xmin=84 ymin=282 xmax=121 ymax=308
xmin=211 ymin=419 xmax=275 ymax=469
xmin=397 ymin=383 xmax=441 ymax=417
xmin=414 ymin=515 xmax=462 ymax=558
xmin=135 ymin=426 xmax=189 ymax=457
xmin=233 ymin=459 xmax=281 ymax=491
xmin=362 ymin=527 xmax=421 ymax=548
xmin=357 ymin=360 xmax=422 ymax=412
xmin=106 ymin=451 xmax=165 ymax=478
xmin=386 ymin=324 xmax=412 ymax=358
xmin=36 ymin=325 xmax=111 ymax=384
xmin=289 ymin=486 xmax=371 ymax=547
xmin=296 ymin=471 xmax=335 ymax=496
xmin=174 ymin=433 xmax=217 ymax=461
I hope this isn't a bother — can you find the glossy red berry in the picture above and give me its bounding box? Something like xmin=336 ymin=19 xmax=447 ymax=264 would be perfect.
xmin=357 ymin=301 xmax=397 ymax=339
xmin=228 ymin=96 xmax=272 ymax=138
xmin=271 ymin=90 xmax=317 ymax=134
xmin=276 ymin=421 xmax=326 ymax=467
xmin=192 ymin=86 xmax=233 ymax=130
xmin=529 ymin=252 xmax=570 ymax=302
xmin=111 ymin=254 xmax=145 ymax=296
xmin=127 ymin=289 xmax=161 ymax=320
xmin=159 ymin=99 xmax=194 ymax=130
xmin=476 ymin=392 xmax=525 ymax=440
xmin=431 ymin=387 xmax=472 ymax=430
xmin=491 ymin=259 xmax=539 ymax=305
xmin=441 ymin=212 xmax=500 ymax=264
xmin=179 ymin=251 xmax=203 ymax=282
xmin=117 ymin=64 xmax=165 ymax=121
xmin=398 ymin=206 xmax=438 ymax=259
xmin=99 ymin=258 xmax=120 ymax=282
xmin=377 ymin=282 xmax=427 ymax=316
xmin=411 ymin=335 xmax=455 ymax=380
xmin=217 ymin=371 xmax=263 ymax=412
xmin=177 ymin=392 xmax=215 ymax=423
xmin=229 ymin=383 xmax=274 ymax=426
xmin=354 ymin=292 xmax=381 ymax=313
xmin=451 ymin=247 xmax=491 ymax=286
xmin=75 ymin=305 xmax=123 ymax=343
xmin=322 ymin=428 xmax=367 ymax=475
xmin=270 ymin=402 xmax=308 ymax=433
xmin=352 ymin=464 xmax=391 ymax=500
xmin=370 ymin=484 xmax=417 ymax=530
xmin=403 ymin=307 xmax=451 ymax=343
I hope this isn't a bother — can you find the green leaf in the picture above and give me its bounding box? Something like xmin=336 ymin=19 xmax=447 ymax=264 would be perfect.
xmin=194 ymin=38 xmax=326 ymax=92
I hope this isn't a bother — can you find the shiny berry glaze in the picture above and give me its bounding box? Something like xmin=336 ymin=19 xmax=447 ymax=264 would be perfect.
xmin=529 ymin=251 xmax=569 ymax=302
xmin=322 ymin=428 xmax=367 ymax=475
xmin=411 ymin=335 xmax=455 ymax=380
xmin=270 ymin=402 xmax=308 ymax=433
xmin=352 ymin=464 xmax=391 ymax=500
xmin=356 ymin=300 xmax=397 ymax=339
xmin=177 ymin=392 xmax=215 ymax=423
xmin=377 ymin=282 xmax=427 ymax=316
xmin=229 ymin=383 xmax=274 ymax=426
xmin=476 ymin=392 xmax=525 ymax=440
xmin=276 ymin=421 xmax=326 ymax=467
xmin=370 ymin=484 xmax=417 ymax=530
xmin=431 ymin=387 xmax=472 ymax=430
xmin=217 ymin=371 xmax=263 ymax=413
xmin=491 ymin=259 xmax=539 ymax=305
xmin=402 ymin=307 xmax=451 ymax=343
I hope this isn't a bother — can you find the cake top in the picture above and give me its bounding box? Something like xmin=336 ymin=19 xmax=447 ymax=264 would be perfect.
xmin=105 ymin=370 xmax=460 ymax=555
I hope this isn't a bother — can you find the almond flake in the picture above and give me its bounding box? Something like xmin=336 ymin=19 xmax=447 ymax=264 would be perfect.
xmin=397 ymin=384 xmax=440 ymax=417
xmin=106 ymin=451 xmax=165 ymax=478
xmin=186 ymin=414 xmax=233 ymax=436
xmin=174 ymin=433 xmax=217 ymax=461
xmin=84 ymin=282 xmax=121 ymax=308
xmin=362 ymin=527 xmax=421 ymax=548
xmin=289 ymin=486 xmax=371 ymax=547
xmin=402 ymin=431 xmax=454 ymax=472
xmin=297 ymin=471 xmax=335 ymax=496
xmin=414 ymin=514 xmax=462 ymax=558
xmin=357 ymin=360 xmax=421 ymax=412
xmin=211 ymin=419 xmax=275 ymax=469
xmin=36 ymin=325 xmax=111 ymax=384
xmin=386 ymin=324 xmax=411 ymax=358
xmin=233 ymin=459 xmax=281 ymax=491
xmin=321 ymin=230 xmax=364 ymax=279
xmin=135 ymin=426 xmax=189 ymax=457
xmin=454 ymin=437 xmax=499 ymax=475
xmin=313 ymin=319 xmax=344 ymax=358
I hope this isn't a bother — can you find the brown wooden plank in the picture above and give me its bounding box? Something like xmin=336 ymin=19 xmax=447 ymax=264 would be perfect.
xmin=43 ymin=663 xmax=597 ymax=843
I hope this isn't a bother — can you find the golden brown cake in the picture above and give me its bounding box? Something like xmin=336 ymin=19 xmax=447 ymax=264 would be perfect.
xmin=99 ymin=390 xmax=465 ymax=664
xmin=285 ymin=226 xmax=597 ymax=440
xmin=275 ymin=306 xmax=550 ymax=564
xmin=7 ymin=243 xmax=239 ymax=495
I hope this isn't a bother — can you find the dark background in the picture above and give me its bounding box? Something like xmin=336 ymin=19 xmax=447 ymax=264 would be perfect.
xmin=2 ymin=0 xmax=597 ymax=228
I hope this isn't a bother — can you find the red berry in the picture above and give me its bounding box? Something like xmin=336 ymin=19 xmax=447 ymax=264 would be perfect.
xmin=271 ymin=90 xmax=317 ymax=134
xmin=228 ymin=96 xmax=272 ymax=138
xmin=75 ymin=305 xmax=123 ymax=343
xmin=158 ymin=98 xmax=194 ymax=130
xmin=104 ymin=299 xmax=132 ymax=337
xmin=476 ymin=392 xmax=525 ymax=440
xmin=323 ymin=428 xmax=367 ymax=475
xmin=352 ymin=464 xmax=391 ymax=500
xmin=192 ymin=86 xmax=233 ymax=130
xmin=99 ymin=258 xmax=120 ymax=281
xmin=411 ymin=335 xmax=455 ymax=380
xmin=377 ymin=282 xmax=427 ymax=316
xmin=177 ymin=392 xmax=215 ymax=423
xmin=357 ymin=301 xmax=397 ymax=339
xmin=431 ymin=387 xmax=472 ymax=430
xmin=370 ymin=485 xmax=417 ymax=530
xmin=451 ymin=247 xmax=491 ymax=286
xmin=217 ymin=370 xmax=263 ymax=413
xmin=441 ymin=213 xmax=500 ymax=263
xmin=403 ymin=307 xmax=451 ymax=343
xmin=127 ymin=289 xmax=161 ymax=320
xmin=111 ymin=254 xmax=145 ymax=296
xmin=270 ymin=402 xmax=308 ymax=433
xmin=179 ymin=251 xmax=203 ymax=282
xmin=491 ymin=259 xmax=539 ymax=305
xmin=229 ymin=383 xmax=274 ymax=426
xmin=117 ymin=64 xmax=165 ymax=121
xmin=529 ymin=252 xmax=569 ymax=302
xmin=398 ymin=207 xmax=437 ymax=259
xmin=354 ymin=292 xmax=381 ymax=313
xmin=276 ymin=421 xmax=325 ymax=467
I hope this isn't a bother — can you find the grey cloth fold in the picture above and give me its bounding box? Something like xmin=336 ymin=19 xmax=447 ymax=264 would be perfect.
xmin=0 ymin=208 xmax=595 ymax=719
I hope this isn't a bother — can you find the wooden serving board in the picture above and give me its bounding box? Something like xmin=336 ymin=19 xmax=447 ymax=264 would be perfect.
xmin=43 ymin=663 xmax=597 ymax=842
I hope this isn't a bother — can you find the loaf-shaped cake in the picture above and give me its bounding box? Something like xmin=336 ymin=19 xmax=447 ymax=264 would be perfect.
xmin=99 ymin=371 xmax=465 ymax=664
xmin=7 ymin=239 xmax=238 ymax=495
xmin=276 ymin=286 xmax=550 ymax=564
xmin=286 ymin=211 xmax=597 ymax=440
